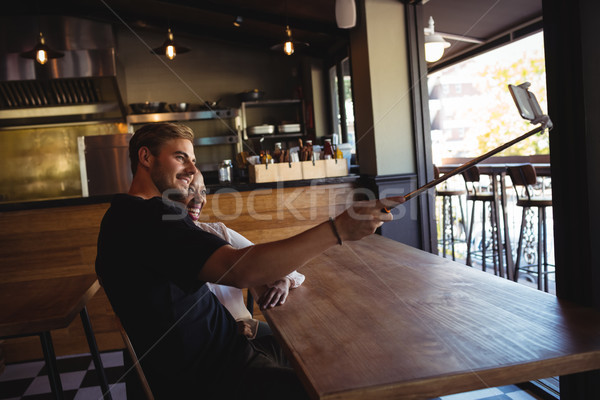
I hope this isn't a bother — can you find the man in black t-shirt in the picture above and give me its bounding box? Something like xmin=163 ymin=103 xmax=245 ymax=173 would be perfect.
xmin=96 ymin=122 xmax=400 ymax=399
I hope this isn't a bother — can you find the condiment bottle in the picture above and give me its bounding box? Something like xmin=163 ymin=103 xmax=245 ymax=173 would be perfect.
xmin=335 ymin=144 xmax=343 ymax=159
xmin=273 ymin=142 xmax=282 ymax=163
xmin=323 ymin=139 xmax=334 ymax=160
xmin=261 ymin=150 xmax=272 ymax=164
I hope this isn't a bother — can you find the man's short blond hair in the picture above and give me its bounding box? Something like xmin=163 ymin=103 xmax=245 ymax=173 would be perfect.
xmin=129 ymin=123 xmax=194 ymax=174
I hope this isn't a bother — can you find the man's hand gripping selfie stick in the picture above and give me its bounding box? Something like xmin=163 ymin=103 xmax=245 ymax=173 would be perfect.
xmin=380 ymin=82 xmax=553 ymax=213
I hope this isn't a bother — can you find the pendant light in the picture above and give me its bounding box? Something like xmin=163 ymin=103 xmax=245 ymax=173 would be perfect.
xmin=233 ymin=15 xmax=243 ymax=28
xmin=271 ymin=25 xmax=308 ymax=56
xmin=283 ymin=25 xmax=294 ymax=55
xmin=151 ymin=28 xmax=189 ymax=60
xmin=20 ymin=32 xmax=64 ymax=65
xmin=424 ymin=17 xmax=450 ymax=63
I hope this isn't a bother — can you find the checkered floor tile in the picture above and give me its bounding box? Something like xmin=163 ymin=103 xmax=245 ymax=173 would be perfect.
xmin=0 ymin=351 xmax=126 ymax=400
xmin=433 ymin=384 xmax=543 ymax=400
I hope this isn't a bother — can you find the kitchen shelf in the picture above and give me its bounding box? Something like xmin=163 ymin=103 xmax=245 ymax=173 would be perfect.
xmin=193 ymin=135 xmax=239 ymax=146
xmin=240 ymin=99 xmax=305 ymax=152
xmin=241 ymin=99 xmax=302 ymax=108
xmin=126 ymin=108 xmax=237 ymax=124
xmin=247 ymin=133 xmax=303 ymax=140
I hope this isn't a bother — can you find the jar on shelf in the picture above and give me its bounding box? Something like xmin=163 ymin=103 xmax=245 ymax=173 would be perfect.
xmin=218 ymin=159 xmax=233 ymax=183
xmin=273 ymin=142 xmax=283 ymax=162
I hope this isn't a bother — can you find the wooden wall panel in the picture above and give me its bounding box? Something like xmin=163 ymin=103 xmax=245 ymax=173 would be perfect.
xmin=0 ymin=183 xmax=355 ymax=363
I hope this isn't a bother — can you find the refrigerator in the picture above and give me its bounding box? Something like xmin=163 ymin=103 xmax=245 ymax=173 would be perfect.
xmin=78 ymin=133 xmax=133 ymax=197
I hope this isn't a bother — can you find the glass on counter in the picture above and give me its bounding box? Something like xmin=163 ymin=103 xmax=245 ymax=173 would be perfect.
xmin=218 ymin=159 xmax=233 ymax=183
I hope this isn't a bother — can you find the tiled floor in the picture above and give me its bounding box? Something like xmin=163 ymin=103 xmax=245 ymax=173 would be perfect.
xmin=0 ymin=349 xmax=546 ymax=400
xmin=0 ymin=351 xmax=126 ymax=400
xmin=434 ymin=385 xmax=543 ymax=400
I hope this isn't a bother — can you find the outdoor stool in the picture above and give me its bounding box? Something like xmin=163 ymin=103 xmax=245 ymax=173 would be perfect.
xmin=507 ymin=164 xmax=553 ymax=292
xmin=462 ymin=166 xmax=506 ymax=275
xmin=434 ymin=165 xmax=467 ymax=261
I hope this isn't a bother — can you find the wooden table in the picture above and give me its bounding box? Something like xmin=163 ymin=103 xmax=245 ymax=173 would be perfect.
xmin=255 ymin=235 xmax=600 ymax=400
xmin=0 ymin=274 xmax=112 ymax=400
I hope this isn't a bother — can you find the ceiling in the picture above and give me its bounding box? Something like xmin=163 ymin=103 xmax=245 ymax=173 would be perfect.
xmin=7 ymin=0 xmax=543 ymax=65
xmin=422 ymin=0 xmax=543 ymax=70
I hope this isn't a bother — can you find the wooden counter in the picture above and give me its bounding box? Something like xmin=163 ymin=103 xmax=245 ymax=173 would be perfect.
xmin=0 ymin=182 xmax=357 ymax=363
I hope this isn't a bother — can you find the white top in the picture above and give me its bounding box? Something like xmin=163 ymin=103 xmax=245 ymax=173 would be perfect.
xmin=195 ymin=222 xmax=305 ymax=321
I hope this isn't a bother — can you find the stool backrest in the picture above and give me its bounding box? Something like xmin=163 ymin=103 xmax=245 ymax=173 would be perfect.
xmin=507 ymin=164 xmax=537 ymax=200
xmin=433 ymin=165 xmax=448 ymax=190
xmin=461 ymin=166 xmax=487 ymax=195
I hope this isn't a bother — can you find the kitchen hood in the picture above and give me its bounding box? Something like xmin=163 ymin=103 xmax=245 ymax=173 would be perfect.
xmin=0 ymin=16 xmax=126 ymax=129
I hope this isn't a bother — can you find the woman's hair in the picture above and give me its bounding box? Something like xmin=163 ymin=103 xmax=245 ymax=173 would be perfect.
xmin=128 ymin=123 xmax=194 ymax=174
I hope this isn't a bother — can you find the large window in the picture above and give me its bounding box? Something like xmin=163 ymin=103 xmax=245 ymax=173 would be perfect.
xmin=329 ymin=57 xmax=356 ymax=153
xmin=428 ymin=32 xmax=547 ymax=164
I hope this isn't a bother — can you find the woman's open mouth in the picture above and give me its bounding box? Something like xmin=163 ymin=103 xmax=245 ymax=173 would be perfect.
xmin=187 ymin=204 xmax=202 ymax=220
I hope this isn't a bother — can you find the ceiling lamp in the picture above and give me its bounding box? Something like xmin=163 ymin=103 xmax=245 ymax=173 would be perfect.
xmin=271 ymin=25 xmax=308 ymax=56
xmin=233 ymin=15 xmax=243 ymax=27
xmin=20 ymin=32 xmax=64 ymax=65
xmin=424 ymin=16 xmax=450 ymax=63
xmin=283 ymin=25 xmax=294 ymax=55
xmin=151 ymin=28 xmax=190 ymax=60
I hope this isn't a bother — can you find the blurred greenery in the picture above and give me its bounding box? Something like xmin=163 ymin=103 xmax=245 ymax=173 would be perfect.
xmin=429 ymin=33 xmax=548 ymax=160
xmin=474 ymin=52 xmax=548 ymax=155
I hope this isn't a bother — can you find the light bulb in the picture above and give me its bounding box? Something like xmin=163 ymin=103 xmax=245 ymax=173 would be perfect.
xmin=166 ymin=45 xmax=176 ymax=60
xmin=284 ymin=26 xmax=295 ymax=55
xmin=425 ymin=42 xmax=446 ymax=62
xmin=284 ymin=40 xmax=294 ymax=55
xmin=36 ymin=49 xmax=48 ymax=65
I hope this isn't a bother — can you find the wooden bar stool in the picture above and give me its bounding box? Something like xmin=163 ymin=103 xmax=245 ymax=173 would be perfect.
xmin=117 ymin=317 xmax=155 ymax=400
xmin=507 ymin=164 xmax=553 ymax=292
xmin=434 ymin=165 xmax=467 ymax=261
xmin=462 ymin=166 xmax=504 ymax=274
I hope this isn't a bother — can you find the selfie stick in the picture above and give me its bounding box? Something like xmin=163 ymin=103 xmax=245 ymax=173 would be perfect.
xmin=381 ymin=83 xmax=553 ymax=211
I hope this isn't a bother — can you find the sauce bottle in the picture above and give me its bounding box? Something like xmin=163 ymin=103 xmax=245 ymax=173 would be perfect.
xmin=273 ymin=142 xmax=282 ymax=163
xmin=323 ymin=139 xmax=334 ymax=160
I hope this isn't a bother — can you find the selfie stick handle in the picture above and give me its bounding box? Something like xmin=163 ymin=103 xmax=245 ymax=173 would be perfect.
xmin=380 ymin=117 xmax=552 ymax=212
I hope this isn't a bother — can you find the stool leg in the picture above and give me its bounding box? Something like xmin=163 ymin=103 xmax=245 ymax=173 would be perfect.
xmin=39 ymin=332 xmax=64 ymax=400
xmin=541 ymin=207 xmax=549 ymax=292
xmin=514 ymin=207 xmax=527 ymax=283
xmin=458 ymin=195 xmax=467 ymax=243
xmin=490 ymin=201 xmax=499 ymax=276
xmin=537 ymin=207 xmax=543 ymax=291
xmin=482 ymin=202 xmax=487 ymax=272
xmin=442 ymin=196 xmax=448 ymax=258
xmin=449 ymin=196 xmax=456 ymax=261
xmin=466 ymin=200 xmax=476 ymax=267
xmin=492 ymin=195 xmax=505 ymax=278
xmin=80 ymin=306 xmax=113 ymax=400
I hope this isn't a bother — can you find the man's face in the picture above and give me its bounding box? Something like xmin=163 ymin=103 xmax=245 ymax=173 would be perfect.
xmin=149 ymin=138 xmax=196 ymax=197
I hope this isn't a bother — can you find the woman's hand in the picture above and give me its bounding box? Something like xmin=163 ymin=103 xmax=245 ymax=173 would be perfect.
xmin=258 ymin=278 xmax=291 ymax=310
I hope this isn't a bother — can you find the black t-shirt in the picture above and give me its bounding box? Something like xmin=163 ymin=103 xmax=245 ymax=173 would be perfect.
xmin=96 ymin=194 xmax=248 ymax=396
